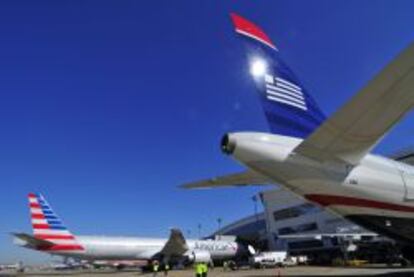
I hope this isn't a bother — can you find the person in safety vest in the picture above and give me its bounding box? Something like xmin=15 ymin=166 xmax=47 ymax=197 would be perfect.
xmin=152 ymin=260 xmax=159 ymax=277
xmin=201 ymin=262 xmax=208 ymax=277
xmin=163 ymin=263 xmax=170 ymax=276
xmin=195 ymin=262 xmax=203 ymax=277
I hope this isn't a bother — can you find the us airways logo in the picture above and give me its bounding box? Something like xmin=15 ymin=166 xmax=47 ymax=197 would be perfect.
xmin=264 ymin=74 xmax=307 ymax=111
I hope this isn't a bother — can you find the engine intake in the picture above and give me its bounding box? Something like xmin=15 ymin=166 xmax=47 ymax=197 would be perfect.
xmin=221 ymin=134 xmax=236 ymax=155
xmin=186 ymin=250 xmax=211 ymax=263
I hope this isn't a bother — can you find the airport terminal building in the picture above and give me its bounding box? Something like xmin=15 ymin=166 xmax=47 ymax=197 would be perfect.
xmin=261 ymin=189 xmax=366 ymax=249
xmin=215 ymin=188 xmax=395 ymax=263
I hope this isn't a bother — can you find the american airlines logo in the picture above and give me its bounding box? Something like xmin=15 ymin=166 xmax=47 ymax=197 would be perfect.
xmin=264 ymin=75 xmax=307 ymax=111
xmin=194 ymin=241 xmax=234 ymax=252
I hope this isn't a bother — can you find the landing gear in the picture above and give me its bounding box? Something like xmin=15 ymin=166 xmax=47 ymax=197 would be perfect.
xmin=400 ymin=246 xmax=414 ymax=267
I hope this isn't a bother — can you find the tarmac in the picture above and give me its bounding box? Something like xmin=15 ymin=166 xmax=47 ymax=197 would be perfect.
xmin=2 ymin=266 xmax=414 ymax=277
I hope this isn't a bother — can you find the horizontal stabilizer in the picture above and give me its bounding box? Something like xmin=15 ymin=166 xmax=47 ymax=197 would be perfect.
xmin=295 ymin=42 xmax=414 ymax=165
xmin=181 ymin=170 xmax=272 ymax=189
xmin=160 ymin=228 xmax=188 ymax=256
xmin=12 ymin=232 xmax=55 ymax=248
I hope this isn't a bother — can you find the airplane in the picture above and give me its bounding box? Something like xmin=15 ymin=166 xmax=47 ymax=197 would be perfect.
xmin=182 ymin=13 xmax=414 ymax=262
xmin=0 ymin=262 xmax=24 ymax=272
xmin=13 ymin=193 xmax=253 ymax=266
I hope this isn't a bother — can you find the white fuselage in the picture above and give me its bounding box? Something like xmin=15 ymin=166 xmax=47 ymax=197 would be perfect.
xmin=226 ymin=132 xmax=414 ymax=243
xmin=43 ymin=236 xmax=241 ymax=261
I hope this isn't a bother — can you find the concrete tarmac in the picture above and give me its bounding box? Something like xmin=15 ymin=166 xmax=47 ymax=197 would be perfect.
xmin=2 ymin=266 xmax=414 ymax=277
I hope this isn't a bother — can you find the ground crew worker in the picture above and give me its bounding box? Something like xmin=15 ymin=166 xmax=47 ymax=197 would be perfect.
xmin=163 ymin=263 xmax=170 ymax=276
xmin=223 ymin=260 xmax=228 ymax=271
xmin=152 ymin=260 xmax=159 ymax=277
xmin=195 ymin=262 xmax=203 ymax=277
xmin=201 ymin=262 xmax=208 ymax=277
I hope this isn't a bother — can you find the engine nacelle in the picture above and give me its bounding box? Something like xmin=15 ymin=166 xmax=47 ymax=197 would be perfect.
xmin=221 ymin=132 xmax=300 ymax=164
xmin=186 ymin=250 xmax=211 ymax=263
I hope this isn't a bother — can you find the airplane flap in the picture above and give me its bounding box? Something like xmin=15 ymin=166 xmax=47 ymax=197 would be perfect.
xmin=181 ymin=170 xmax=272 ymax=189
xmin=159 ymin=228 xmax=189 ymax=256
xmin=12 ymin=232 xmax=55 ymax=248
xmin=295 ymin=42 xmax=414 ymax=165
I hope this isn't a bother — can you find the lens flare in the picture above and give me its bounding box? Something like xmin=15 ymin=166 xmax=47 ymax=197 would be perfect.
xmin=250 ymin=59 xmax=267 ymax=77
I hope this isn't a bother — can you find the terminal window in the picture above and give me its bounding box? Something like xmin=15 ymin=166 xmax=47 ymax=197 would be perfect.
xmin=278 ymin=222 xmax=318 ymax=235
xmin=288 ymin=239 xmax=324 ymax=250
xmin=273 ymin=203 xmax=321 ymax=221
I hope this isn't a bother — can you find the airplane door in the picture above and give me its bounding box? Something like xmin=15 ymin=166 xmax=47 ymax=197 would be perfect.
xmin=401 ymin=171 xmax=414 ymax=201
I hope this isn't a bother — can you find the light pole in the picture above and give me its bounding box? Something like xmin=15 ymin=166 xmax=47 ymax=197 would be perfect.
xmin=252 ymin=194 xmax=258 ymax=221
xmin=217 ymin=217 xmax=222 ymax=240
xmin=197 ymin=223 xmax=202 ymax=239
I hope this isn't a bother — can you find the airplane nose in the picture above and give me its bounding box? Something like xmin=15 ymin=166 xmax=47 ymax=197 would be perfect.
xmin=221 ymin=133 xmax=236 ymax=155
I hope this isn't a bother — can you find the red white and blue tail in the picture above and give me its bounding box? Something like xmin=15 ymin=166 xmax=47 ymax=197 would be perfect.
xmin=28 ymin=193 xmax=84 ymax=252
xmin=230 ymin=13 xmax=326 ymax=139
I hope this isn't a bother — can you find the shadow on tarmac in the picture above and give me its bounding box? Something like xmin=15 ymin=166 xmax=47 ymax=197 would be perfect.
xmin=245 ymin=271 xmax=414 ymax=277
xmin=246 ymin=270 xmax=414 ymax=277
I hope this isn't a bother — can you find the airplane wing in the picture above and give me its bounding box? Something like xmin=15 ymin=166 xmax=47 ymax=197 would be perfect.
xmin=390 ymin=149 xmax=414 ymax=166
xmin=159 ymin=229 xmax=189 ymax=256
xmin=181 ymin=170 xmax=272 ymax=189
xmin=12 ymin=232 xmax=55 ymax=248
xmin=295 ymin=43 xmax=414 ymax=165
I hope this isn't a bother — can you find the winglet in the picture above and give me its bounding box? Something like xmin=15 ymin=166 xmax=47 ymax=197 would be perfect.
xmin=230 ymin=13 xmax=277 ymax=51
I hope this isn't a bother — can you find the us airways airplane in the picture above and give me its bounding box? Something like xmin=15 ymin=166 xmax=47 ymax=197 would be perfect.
xmin=183 ymin=13 xmax=414 ymax=260
xmin=13 ymin=193 xmax=251 ymax=264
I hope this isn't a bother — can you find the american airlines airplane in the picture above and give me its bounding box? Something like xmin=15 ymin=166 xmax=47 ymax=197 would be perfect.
xmin=13 ymin=193 xmax=251 ymax=264
xmin=183 ymin=13 xmax=414 ymax=261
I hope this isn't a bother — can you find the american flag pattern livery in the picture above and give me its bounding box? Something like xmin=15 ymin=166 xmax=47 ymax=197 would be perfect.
xmin=264 ymin=74 xmax=307 ymax=111
xmin=230 ymin=13 xmax=326 ymax=139
xmin=28 ymin=193 xmax=84 ymax=252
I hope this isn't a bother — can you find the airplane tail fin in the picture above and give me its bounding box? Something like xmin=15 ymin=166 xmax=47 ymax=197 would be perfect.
xmin=27 ymin=193 xmax=84 ymax=251
xmin=230 ymin=13 xmax=326 ymax=139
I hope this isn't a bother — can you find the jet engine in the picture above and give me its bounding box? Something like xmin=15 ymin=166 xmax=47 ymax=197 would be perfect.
xmin=221 ymin=133 xmax=236 ymax=155
xmin=220 ymin=132 xmax=295 ymax=162
xmin=186 ymin=250 xmax=211 ymax=263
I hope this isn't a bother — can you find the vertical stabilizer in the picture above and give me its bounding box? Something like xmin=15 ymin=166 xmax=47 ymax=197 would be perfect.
xmin=230 ymin=13 xmax=326 ymax=139
xmin=28 ymin=193 xmax=84 ymax=251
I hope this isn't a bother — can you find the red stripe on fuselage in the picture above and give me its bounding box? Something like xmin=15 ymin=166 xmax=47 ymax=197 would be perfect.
xmin=38 ymin=244 xmax=84 ymax=251
xmin=305 ymin=194 xmax=414 ymax=213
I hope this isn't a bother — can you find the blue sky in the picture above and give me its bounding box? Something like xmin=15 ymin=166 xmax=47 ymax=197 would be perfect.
xmin=1 ymin=0 xmax=414 ymax=263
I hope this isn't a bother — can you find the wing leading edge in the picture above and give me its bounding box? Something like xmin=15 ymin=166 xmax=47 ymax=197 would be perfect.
xmin=295 ymin=43 xmax=414 ymax=165
xmin=181 ymin=170 xmax=272 ymax=189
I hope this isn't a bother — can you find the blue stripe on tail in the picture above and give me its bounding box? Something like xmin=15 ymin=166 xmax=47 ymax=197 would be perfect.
xmin=37 ymin=194 xmax=69 ymax=230
xmin=232 ymin=14 xmax=326 ymax=138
